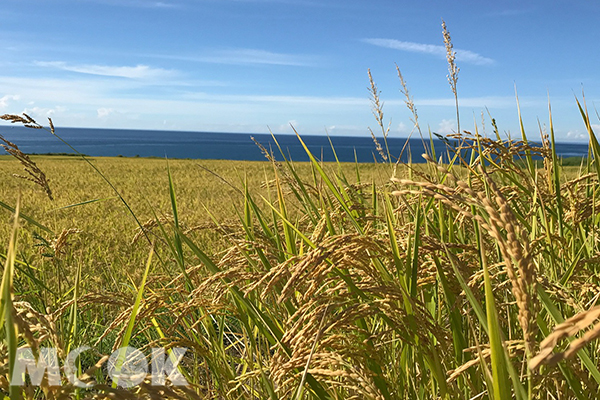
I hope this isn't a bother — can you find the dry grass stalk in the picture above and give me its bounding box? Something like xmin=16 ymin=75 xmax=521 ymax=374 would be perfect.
xmin=530 ymin=305 xmax=600 ymax=370
xmin=540 ymin=124 xmax=553 ymax=189
xmin=446 ymin=340 xmax=525 ymax=383
xmin=251 ymin=135 xmax=279 ymax=165
xmin=396 ymin=64 xmax=420 ymax=135
xmin=442 ymin=20 xmax=459 ymax=96
xmin=131 ymin=215 xmax=175 ymax=245
xmin=367 ymin=69 xmax=388 ymax=138
xmin=442 ymin=19 xmax=460 ymax=134
xmin=0 ymin=134 xmax=53 ymax=200
xmin=368 ymin=127 xmax=387 ymax=162
xmin=0 ymin=113 xmax=43 ymax=129
xmin=52 ymin=228 xmax=82 ymax=256
xmin=367 ymin=69 xmax=390 ymax=162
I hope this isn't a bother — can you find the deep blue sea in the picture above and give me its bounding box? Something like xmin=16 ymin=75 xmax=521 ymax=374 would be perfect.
xmin=0 ymin=126 xmax=591 ymax=163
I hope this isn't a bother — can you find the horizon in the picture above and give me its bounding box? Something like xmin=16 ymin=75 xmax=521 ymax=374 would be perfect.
xmin=1 ymin=124 xmax=592 ymax=163
xmin=0 ymin=1 xmax=599 ymax=141
xmin=2 ymin=124 xmax=593 ymax=146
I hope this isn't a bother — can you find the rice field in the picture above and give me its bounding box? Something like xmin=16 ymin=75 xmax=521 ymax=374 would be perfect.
xmin=1 ymin=118 xmax=600 ymax=399
xmin=0 ymin=155 xmax=392 ymax=288
xmin=2 ymin=21 xmax=600 ymax=400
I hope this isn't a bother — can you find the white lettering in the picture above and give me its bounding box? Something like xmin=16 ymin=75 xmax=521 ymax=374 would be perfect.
xmin=107 ymin=346 xmax=148 ymax=388
xmin=11 ymin=348 xmax=61 ymax=387
xmin=151 ymin=347 xmax=188 ymax=386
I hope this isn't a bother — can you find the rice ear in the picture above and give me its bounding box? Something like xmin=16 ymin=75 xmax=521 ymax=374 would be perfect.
xmin=530 ymin=306 xmax=600 ymax=370
xmin=0 ymin=134 xmax=53 ymax=200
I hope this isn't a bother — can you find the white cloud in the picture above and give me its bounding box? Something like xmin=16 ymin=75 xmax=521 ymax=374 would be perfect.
xmin=485 ymin=8 xmax=536 ymax=17
xmin=0 ymin=75 xmax=542 ymax=128
xmin=565 ymin=125 xmax=600 ymax=140
xmin=0 ymin=95 xmax=20 ymax=108
xmin=566 ymin=130 xmax=587 ymax=140
xmin=397 ymin=122 xmax=408 ymax=134
xmin=22 ymin=106 xmax=67 ymax=120
xmin=34 ymin=61 xmax=175 ymax=79
xmin=229 ymin=0 xmax=318 ymax=4
xmin=82 ymin=0 xmax=182 ymax=8
xmin=324 ymin=125 xmax=364 ymax=135
xmin=415 ymin=96 xmax=545 ymax=109
xmin=275 ymin=119 xmax=301 ymax=132
xmin=151 ymin=1 xmax=179 ymax=7
xmin=437 ymin=119 xmax=457 ymax=135
xmin=0 ymin=75 xmax=368 ymax=111
xmin=362 ymin=38 xmax=495 ymax=66
xmin=0 ymin=73 xmax=567 ymax=139
xmin=208 ymin=49 xmax=312 ymax=66
xmin=181 ymin=91 xmax=371 ymax=106
xmin=97 ymin=108 xmax=114 ymax=119
xmin=148 ymin=48 xmax=317 ymax=67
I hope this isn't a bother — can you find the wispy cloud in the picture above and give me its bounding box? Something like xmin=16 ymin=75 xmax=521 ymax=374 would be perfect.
xmin=227 ymin=0 xmax=322 ymax=5
xmin=146 ymin=48 xmax=317 ymax=67
xmin=207 ymin=49 xmax=314 ymax=66
xmin=0 ymin=72 xmax=553 ymax=136
xmin=416 ymin=96 xmax=524 ymax=108
xmin=362 ymin=38 xmax=495 ymax=66
xmin=566 ymin=129 xmax=588 ymax=140
xmin=82 ymin=0 xmax=182 ymax=9
xmin=0 ymin=94 xmax=20 ymax=108
xmin=151 ymin=1 xmax=180 ymax=8
xmin=34 ymin=61 xmax=176 ymax=79
xmin=436 ymin=119 xmax=457 ymax=134
xmin=22 ymin=106 xmax=68 ymax=120
xmin=485 ymin=8 xmax=536 ymax=17
xmin=180 ymin=92 xmax=369 ymax=106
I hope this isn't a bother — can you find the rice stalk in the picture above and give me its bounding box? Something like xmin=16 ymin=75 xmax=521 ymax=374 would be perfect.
xmin=0 ymin=134 xmax=53 ymax=200
xmin=442 ymin=19 xmax=460 ymax=135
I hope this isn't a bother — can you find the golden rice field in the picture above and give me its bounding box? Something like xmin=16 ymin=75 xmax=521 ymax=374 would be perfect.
xmin=1 ymin=125 xmax=600 ymax=400
xmin=0 ymin=155 xmax=393 ymax=289
xmin=2 ymin=21 xmax=600 ymax=399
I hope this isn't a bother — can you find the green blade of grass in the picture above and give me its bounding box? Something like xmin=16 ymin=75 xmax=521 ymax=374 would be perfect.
xmin=167 ymin=161 xmax=186 ymax=271
xmin=515 ymin=88 xmax=535 ymax=176
xmin=1 ymin=200 xmax=21 ymax=399
xmin=274 ymin=169 xmax=297 ymax=256
xmin=383 ymin=193 xmax=407 ymax=285
xmin=112 ymin=246 xmax=154 ymax=388
xmin=50 ymin=196 xmax=118 ymax=211
xmin=479 ymin=230 xmax=511 ymax=400
xmin=548 ymin=97 xmax=564 ymax=237
xmin=268 ymin=130 xmax=320 ymax=222
xmin=408 ymin=197 xmax=422 ymax=297
xmin=576 ymin=96 xmax=600 ymax=178
xmin=0 ymin=199 xmax=53 ymax=235
xmin=292 ymin=127 xmax=364 ymax=234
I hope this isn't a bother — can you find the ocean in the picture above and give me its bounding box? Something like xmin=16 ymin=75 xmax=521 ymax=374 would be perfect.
xmin=0 ymin=125 xmax=591 ymax=163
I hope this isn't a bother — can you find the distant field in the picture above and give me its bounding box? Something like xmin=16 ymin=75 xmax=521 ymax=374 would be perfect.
xmin=0 ymin=155 xmax=395 ymax=287
xmin=0 ymin=154 xmax=582 ymax=286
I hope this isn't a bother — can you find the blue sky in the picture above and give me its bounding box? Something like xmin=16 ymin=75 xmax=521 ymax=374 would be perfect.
xmin=0 ymin=0 xmax=599 ymax=140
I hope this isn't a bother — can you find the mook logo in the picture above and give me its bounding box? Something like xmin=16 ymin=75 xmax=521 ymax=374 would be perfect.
xmin=11 ymin=346 xmax=189 ymax=388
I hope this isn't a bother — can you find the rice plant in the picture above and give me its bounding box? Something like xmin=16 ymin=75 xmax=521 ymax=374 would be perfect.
xmin=2 ymin=21 xmax=600 ymax=400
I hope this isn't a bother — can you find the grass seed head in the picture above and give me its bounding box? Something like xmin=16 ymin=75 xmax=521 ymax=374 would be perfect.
xmin=0 ymin=134 xmax=53 ymax=200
